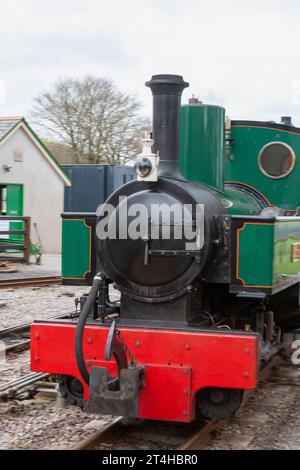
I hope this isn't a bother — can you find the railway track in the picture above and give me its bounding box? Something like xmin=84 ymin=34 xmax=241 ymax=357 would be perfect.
xmin=71 ymin=356 xmax=281 ymax=451
xmin=0 ymin=311 xmax=77 ymax=354
xmin=72 ymin=417 xmax=221 ymax=451
xmin=0 ymin=372 xmax=52 ymax=401
xmin=0 ymin=276 xmax=62 ymax=289
xmin=0 ymin=322 xmax=31 ymax=353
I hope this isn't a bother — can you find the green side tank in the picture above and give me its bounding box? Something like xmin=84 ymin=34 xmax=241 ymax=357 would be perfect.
xmin=179 ymin=103 xmax=225 ymax=191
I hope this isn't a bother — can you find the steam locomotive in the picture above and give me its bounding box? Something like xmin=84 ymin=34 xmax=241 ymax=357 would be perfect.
xmin=31 ymin=74 xmax=300 ymax=422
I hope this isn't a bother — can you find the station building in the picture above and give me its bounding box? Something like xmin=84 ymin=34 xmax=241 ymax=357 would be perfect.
xmin=0 ymin=116 xmax=70 ymax=253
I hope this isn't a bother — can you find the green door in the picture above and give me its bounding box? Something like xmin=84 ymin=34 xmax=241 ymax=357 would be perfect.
xmin=6 ymin=184 xmax=23 ymax=242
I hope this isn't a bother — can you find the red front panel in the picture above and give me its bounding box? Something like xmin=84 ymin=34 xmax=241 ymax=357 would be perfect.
xmin=31 ymin=322 xmax=259 ymax=422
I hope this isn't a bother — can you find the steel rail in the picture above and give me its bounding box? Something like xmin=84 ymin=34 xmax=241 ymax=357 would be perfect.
xmin=70 ymin=417 xmax=125 ymax=450
xmin=0 ymin=276 xmax=62 ymax=289
xmin=0 ymin=371 xmax=39 ymax=392
xmin=0 ymin=372 xmax=50 ymax=398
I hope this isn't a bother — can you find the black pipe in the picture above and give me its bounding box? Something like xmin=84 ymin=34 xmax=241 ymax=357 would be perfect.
xmin=146 ymin=74 xmax=189 ymax=179
xmin=74 ymin=273 xmax=104 ymax=385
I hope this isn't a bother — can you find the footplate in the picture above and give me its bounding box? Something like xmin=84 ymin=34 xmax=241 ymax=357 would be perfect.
xmin=85 ymin=365 xmax=144 ymax=417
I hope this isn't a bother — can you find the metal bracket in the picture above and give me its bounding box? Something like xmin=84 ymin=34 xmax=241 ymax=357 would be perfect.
xmin=86 ymin=366 xmax=144 ymax=417
xmin=85 ymin=321 xmax=144 ymax=417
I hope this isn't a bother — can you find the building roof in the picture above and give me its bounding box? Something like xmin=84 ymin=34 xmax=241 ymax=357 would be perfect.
xmin=0 ymin=116 xmax=23 ymax=140
xmin=0 ymin=116 xmax=71 ymax=186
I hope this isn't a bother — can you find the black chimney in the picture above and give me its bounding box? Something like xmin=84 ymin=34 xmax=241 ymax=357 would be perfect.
xmin=146 ymin=74 xmax=189 ymax=179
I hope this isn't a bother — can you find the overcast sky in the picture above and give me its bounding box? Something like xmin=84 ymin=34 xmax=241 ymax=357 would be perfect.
xmin=1 ymin=0 xmax=300 ymax=126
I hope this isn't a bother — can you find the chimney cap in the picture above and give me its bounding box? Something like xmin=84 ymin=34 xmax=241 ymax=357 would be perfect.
xmin=145 ymin=74 xmax=189 ymax=95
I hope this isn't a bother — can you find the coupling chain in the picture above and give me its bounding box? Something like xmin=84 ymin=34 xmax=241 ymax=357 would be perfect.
xmin=115 ymin=329 xmax=137 ymax=367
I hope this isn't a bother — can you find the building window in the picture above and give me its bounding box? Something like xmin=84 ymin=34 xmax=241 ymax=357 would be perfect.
xmin=13 ymin=149 xmax=23 ymax=162
xmin=258 ymin=142 xmax=296 ymax=179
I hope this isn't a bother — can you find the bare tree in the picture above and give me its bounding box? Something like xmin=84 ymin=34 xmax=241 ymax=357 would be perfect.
xmin=30 ymin=76 xmax=150 ymax=164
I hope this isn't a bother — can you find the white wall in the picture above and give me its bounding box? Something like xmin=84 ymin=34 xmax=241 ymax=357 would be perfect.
xmin=0 ymin=127 xmax=65 ymax=253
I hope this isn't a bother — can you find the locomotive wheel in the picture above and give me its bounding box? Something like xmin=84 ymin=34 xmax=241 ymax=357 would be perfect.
xmin=58 ymin=375 xmax=84 ymax=408
xmin=196 ymin=387 xmax=243 ymax=421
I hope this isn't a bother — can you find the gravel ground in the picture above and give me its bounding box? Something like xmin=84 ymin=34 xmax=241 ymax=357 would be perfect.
xmin=0 ymin=398 xmax=111 ymax=450
xmin=0 ymin=284 xmax=88 ymax=329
